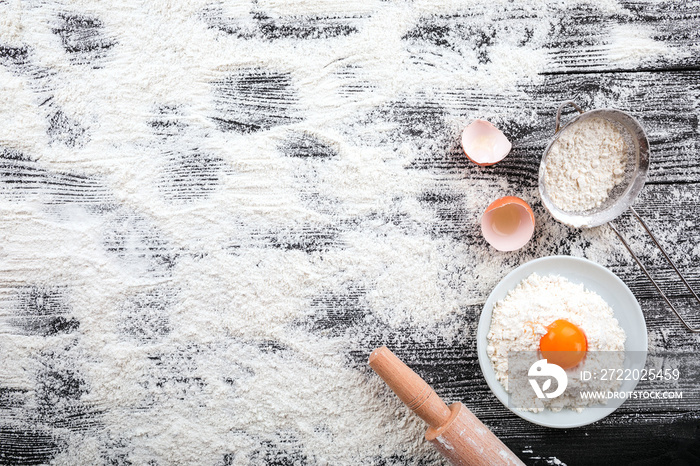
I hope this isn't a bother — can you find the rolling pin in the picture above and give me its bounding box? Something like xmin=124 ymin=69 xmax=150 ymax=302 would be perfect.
xmin=369 ymin=346 xmax=524 ymax=466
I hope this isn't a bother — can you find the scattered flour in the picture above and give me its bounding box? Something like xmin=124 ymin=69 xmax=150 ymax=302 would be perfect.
xmin=487 ymin=273 xmax=626 ymax=412
xmin=606 ymin=24 xmax=673 ymax=67
xmin=0 ymin=0 xmax=685 ymax=464
xmin=544 ymin=117 xmax=628 ymax=212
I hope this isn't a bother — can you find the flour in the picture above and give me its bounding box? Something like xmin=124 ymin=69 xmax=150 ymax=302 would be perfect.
xmin=487 ymin=273 xmax=626 ymax=412
xmin=607 ymin=24 xmax=674 ymax=67
xmin=0 ymin=0 xmax=672 ymax=464
xmin=544 ymin=117 xmax=628 ymax=212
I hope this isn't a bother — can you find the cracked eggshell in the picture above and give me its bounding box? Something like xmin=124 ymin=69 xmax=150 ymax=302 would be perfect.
xmin=461 ymin=119 xmax=512 ymax=166
xmin=481 ymin=196 xmax=535 ymax=252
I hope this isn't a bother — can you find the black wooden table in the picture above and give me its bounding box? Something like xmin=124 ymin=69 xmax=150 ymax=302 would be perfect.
xmin=377 ymin=2 xmax=700 ymax=464
xmin=1 ymin=1 xmax=699 ymax=465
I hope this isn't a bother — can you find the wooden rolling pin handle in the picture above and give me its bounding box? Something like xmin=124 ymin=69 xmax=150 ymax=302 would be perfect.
xmin=368 ymin=346 xmax=451 ymax=428
xmin=369 ymin=346 xmax=525 ymax=466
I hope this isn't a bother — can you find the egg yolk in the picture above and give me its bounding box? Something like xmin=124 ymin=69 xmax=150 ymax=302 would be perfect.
xmin=539 ymin=319 xmax=588 ymax=370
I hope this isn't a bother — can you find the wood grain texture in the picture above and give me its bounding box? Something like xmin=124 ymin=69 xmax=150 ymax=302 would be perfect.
xmin=1 ymin=1 xmax=700 ymax=465
xmin=404 ymin=0 xmax=700 ymax=74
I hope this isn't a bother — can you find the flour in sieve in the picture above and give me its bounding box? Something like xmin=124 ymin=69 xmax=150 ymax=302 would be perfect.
xmin=544 ymin=117 xmax=628 ymax=212
xmin=487 ymin=273 xmax=626 ymax=412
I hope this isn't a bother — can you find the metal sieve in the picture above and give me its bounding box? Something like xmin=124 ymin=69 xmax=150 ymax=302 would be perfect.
xmin=539 ymin=101 xmax=700 ymax=332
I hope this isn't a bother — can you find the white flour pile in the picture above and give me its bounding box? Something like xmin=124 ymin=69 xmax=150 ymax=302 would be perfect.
xmin=487 ymin=273 xmax=626 ymax=412
xmin=544 ymin=117 xmax=628 ymax=212
xmin=0 ymin=0 xmax=680 ymax=464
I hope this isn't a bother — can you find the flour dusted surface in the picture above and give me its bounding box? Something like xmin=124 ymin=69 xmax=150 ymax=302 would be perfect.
xmin=487 ymin=273 xmax=626 ymax=412
xmin=544 ymin=117 xmax=628 ymax=212
xmin=0 ymin=0 xmax=663 ymax=464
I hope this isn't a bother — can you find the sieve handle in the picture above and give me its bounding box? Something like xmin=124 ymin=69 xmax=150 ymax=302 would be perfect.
xmin=610 ymin=206 xmax=700 ymax=333
xmin=554 ymin=101 xmax=585 ymax=134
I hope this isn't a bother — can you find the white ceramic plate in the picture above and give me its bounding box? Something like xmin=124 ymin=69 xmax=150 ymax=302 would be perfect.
xmin=476 ymin=255 xmax=648 ymax=428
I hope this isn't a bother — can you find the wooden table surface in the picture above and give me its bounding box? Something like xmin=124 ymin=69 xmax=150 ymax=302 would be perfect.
xmin=381 ymin=2 xmax=700 ymax=464
xmin=1 ymin=1 xmax=700 ymax=465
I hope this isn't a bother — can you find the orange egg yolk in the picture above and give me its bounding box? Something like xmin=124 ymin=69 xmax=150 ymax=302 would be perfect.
xmin=539 ymin=319 xmax=588 ymax=370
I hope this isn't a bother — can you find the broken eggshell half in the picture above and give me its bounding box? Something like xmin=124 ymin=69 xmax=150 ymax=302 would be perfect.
xmin=461 ymin=119 xmax=512 ymax=166
xmin=481 ymin=196 xmax=535 ymax=251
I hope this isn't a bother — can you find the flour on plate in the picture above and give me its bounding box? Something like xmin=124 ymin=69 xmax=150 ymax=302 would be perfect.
xmin=544 ymin=117 xmax=628 ymax=212
xmin=487 ymin=273 xmax=626 ymax=412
